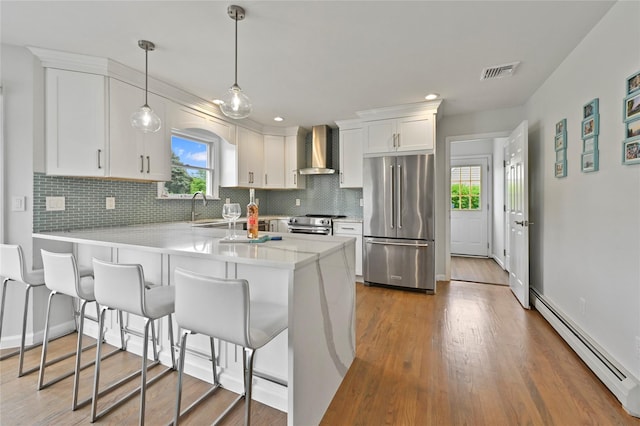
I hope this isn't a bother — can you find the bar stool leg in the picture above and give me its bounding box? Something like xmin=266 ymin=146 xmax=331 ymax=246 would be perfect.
xmin=71 ymin=299 xmax=89 ymax=410
xmin=173 ymin=329 xmax=190 ymax=426
xmin=140 ymin=317 xmax=152 ymax=426
xmin=17 ymin=284 xmax=34 ymax=377
xmin=37 ymin=290 xmax=57 ymax=389
xmin=90 ymin=306 xmax=108 ymax=423
xmin=243 ymin=348 xmax=256 ymax=426
xmin=0 ymin=278 xmax=10 ymax=354
xmin=210 ymin=337 xmax=218 ymax=385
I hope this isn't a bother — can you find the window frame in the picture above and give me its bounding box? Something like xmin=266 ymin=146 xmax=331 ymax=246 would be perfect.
xmin=157 ymin=130 xmax=221 ymax=200
xmin=450 ymin=164 xmax=482 ymax=211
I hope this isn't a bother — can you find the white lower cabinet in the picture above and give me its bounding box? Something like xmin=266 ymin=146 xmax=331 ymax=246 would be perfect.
xmin=269 ymin=219 xmax=290 ymax=233
xmin=333 ymin=221 xmax=363 ymax=277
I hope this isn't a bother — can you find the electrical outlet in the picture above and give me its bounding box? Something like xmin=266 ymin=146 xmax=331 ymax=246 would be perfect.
xmin=45 ymin=196 xmax=65 ymax=211
xmin=225 ymin=198 xmax=230 ymax=204
xmin=295 ymin=199 xmax=301 ymax=206
xmin=360 ymin=198 xmax=364 ymax=207
xmin=11 ymin=196 xmax=26 ymax=212
xmin=106 ymin=197 xmax=116 ymax=210
xmin=579 ymin=297 xmax=586 ymax=315
xmin=256 ymin=198 xmax=259 ymax=206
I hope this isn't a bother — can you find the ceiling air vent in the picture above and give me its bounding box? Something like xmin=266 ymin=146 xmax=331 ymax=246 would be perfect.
xmin=480 ymin=61 xmax=520 ymax=80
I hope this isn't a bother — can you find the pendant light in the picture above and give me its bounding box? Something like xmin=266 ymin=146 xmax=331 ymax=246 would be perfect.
xmin=220 ymin=5 xmax=252 ymax=120
xmin=131 ymin=40 xmax=161 ymax=133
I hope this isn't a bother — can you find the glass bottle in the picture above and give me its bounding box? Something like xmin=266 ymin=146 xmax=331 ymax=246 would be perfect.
xmin=247 ymin=188 xmax=259 ymax=239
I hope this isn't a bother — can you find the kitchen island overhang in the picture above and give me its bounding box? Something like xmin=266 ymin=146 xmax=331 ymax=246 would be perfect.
xmin=34 ymin=223 xmax=356 ymax=426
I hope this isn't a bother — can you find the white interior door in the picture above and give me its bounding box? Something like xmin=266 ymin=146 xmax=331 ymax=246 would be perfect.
xmin=505 ymin=121 xmax=529 ymax=308
xmin=450 ymin=158 xmax=489 ymax=256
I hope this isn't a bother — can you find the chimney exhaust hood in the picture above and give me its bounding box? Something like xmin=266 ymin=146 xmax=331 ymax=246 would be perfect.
xmin=298 ymin=125 xmax=335 ymax=175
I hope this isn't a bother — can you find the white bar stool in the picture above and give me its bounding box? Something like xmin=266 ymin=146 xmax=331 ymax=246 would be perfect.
xmin=173 ymin=268 xmax=288 ymax=426
xmin=91 ymin=258 xmax=176 ymax=425
xmin=0 ymin=244 xmax=46 ymax=376
xmin=38 ymin=250 xmax=124 ymax=410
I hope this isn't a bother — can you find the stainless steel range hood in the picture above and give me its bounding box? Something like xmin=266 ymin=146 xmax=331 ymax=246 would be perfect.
xmin=299 ymin=125 xmax=335 ymax=175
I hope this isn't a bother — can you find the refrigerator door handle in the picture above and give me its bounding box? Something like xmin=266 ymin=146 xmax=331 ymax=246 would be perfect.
xmin=367 ymin=240 xmax=430 ymax=248
xmin=398 ymin=164 xmax=403 ymax=229
xmin=390 ymin=164 xmax=395 ymax=229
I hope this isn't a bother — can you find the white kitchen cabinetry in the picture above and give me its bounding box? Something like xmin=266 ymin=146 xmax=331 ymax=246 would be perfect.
xmin=338 ymin=126 xmax=363 ymax=188
xmin=333 ymin=221 xmax=363 ymax=277
xmin=170 ymin=105 xmax=235 ymax=144
xmin=237 ymin=127 xmax=264 ymax=187
xmin=45 ymin=68 xmax=108 ymax=177
xmin=263 ymin=135 xmax=285 ymax=189
xmin=364 ymin=115 xmax=435 ymax=154
xmin=269 ymin=218 xmax=290 ymax=233
xmin=109 ymin=79 xmax=170 ymax=181
xmin=284 ymin=127 xmax=307 ymax=189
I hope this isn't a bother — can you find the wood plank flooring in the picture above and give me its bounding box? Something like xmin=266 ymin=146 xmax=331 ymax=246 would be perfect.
xmin=2 ymin=281 xmax=639 ymax=425
xmin=451 ymin=256 xmax=509 ymax=285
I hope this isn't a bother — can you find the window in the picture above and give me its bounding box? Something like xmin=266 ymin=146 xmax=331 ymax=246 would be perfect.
xmin=451 ymin=165 xmax=481 ymax=210
xmin=159 ymin=132 xmax=219 ymax=199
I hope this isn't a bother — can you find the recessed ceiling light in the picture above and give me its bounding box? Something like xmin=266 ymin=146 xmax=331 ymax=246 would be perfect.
xmin=274 ymin=116 xmax=284 ymax=122
xmin=212 ymin=99 xmax=224 ymax=105
xmin=425 ymin=93 xmax=439 ymax=101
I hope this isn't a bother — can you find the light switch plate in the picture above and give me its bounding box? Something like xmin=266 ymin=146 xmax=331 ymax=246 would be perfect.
xmin=106 ymin=197 xmax=116 ymax=210
xmin=11 ymin=196 xmax=26 ymax=212
xmin=225 ymin=198 xmax=230 ymax=204
xmin=45 ymin=196 xmax=65 ymax=211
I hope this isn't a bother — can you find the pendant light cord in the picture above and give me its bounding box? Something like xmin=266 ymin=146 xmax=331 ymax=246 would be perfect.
xmin=144 ymin=46 xmax=149 ymax=106
xmin=234 ymin=9 xmax=238 ymax=86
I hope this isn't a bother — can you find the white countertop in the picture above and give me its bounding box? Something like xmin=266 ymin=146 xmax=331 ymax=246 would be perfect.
xmin=33 ymin=222 xmax=354 ymax=270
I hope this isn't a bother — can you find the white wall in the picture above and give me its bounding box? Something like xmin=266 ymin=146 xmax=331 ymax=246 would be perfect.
xmin=526 ymin=1 xmax=640 ymax=378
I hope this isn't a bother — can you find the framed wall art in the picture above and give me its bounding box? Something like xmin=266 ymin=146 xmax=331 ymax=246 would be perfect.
xmin=624 ymin=91 xmax=640 ymax=122
xmin=622 ymin=70 xmax=640 ymax=166
xmin=555 ymin=132 xmax=566 ymax=151
xmin=581 ymin=151 xmax=598 ymax=173
xmin=554 ymin=160 xmax=567 ymax=178
xmin=622 ymin=139 xmax=640 ymax=165
xmin=554 ymin=118 xmax=568 ymax=178
xmin=583 ymin=98 xmax=599 ymax=119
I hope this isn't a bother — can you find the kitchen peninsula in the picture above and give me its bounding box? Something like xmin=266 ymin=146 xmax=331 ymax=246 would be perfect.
xmin=33 ymin=223 xmax=356 ymax=426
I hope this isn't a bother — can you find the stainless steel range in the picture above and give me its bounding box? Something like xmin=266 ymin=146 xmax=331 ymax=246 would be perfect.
xmin=287 ymin=214 xmax=346 ymax=235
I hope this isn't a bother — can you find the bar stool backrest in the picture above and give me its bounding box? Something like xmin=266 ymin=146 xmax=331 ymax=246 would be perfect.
xmin=0 ymin=244 xmax=26 ymax=282
xmin=93 ymin=258 xmax=145 ymax=317
xmin=40 ymin=250 xmax=83 ymax=298
xmin=174 ymin=268 xmax=250 ymax=348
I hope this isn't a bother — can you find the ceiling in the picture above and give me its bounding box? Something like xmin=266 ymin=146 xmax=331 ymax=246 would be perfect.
xmin=1 ymin=1 xmax=615 ymax=129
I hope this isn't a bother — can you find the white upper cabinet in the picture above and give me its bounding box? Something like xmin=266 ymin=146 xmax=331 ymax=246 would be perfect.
xmin=109 ymin=78 xmax=170 ymax=181
xmin=364 ymin=115 xmax=434 ymax=154
xmin=284 ymin=128 xmax=307 ymax=189
xmin=237 ymin=126 xmax=264 ymax=187
xmin=338 ymin=126 xmax=363 ymax=188
xmin=263 ymin=135 xmax=285 ymax=188
xmin=45 ymin=68 xmax=108 ymax=177
xmin=358 ymin=101 xmax=441 ymax=155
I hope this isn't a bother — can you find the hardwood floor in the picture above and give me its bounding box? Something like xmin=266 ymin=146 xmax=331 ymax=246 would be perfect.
xmin=451 ymin=256 xmax=509 ymax=285
xmin=2 ymin=282 xmax=639 ymax=425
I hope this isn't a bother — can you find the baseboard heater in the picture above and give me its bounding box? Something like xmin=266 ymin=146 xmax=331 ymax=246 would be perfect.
xmin=531 ymin=288 xmax=640 ymax=418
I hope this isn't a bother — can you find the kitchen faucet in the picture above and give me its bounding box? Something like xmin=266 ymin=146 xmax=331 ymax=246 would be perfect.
xmin=191 ymin=191 xmax=208 ymax=222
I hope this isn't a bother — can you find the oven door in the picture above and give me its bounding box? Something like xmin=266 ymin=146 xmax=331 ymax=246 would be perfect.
xmin=288 ymin=225 xmax=332 ymax=235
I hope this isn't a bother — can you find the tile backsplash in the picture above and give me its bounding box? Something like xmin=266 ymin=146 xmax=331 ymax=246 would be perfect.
xmin=33 ymin=173 xmax=362 ymax=232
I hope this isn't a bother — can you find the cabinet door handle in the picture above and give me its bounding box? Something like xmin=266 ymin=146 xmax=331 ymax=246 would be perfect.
xmin=140 ymin=155 xmax=144 ymax=173
xmin=341 ymin=227 xmax=355 ymax=230
xmin=146 ymin=156 xmax=150 ymax=173
xmin=97 ymin=149 xmax=102 ymax=169
xmin=340 ymin=171 xmax=344 ymax=184
xmin=293 ymin=172 xmax=297 ymax=185
xmin=397 ymin=133 xmax=400 ymax=147
xmin=392 ymin=134 xmax=396 ymax=148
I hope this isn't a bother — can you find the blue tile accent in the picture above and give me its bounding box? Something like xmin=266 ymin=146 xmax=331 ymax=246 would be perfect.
xmin=33 ymin=172 xmax=362 ymax=232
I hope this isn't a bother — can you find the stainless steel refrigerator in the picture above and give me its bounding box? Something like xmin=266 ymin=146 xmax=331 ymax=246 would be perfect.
xmin=363 ymin=154 xmax=435 ymax=293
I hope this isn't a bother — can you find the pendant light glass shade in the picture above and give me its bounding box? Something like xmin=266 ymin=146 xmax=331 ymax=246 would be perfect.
xmin=131 ymin=105 xmax=161 ymax=132
xmin=131 ymin=40 xmax=162 ymax=133
xmin=220 ymin=83 xmax=252 ymax=119
xmin=220 ymin=5 xmax=252 ymax=120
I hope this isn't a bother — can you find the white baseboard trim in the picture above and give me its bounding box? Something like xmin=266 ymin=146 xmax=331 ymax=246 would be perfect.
xmin=531 ymin=288 xmax=640 ymax=418
xmin=491 ymin=255 xmax=506 ymax=270
xmin=0 ymin=320 xmax=76 ymax=349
